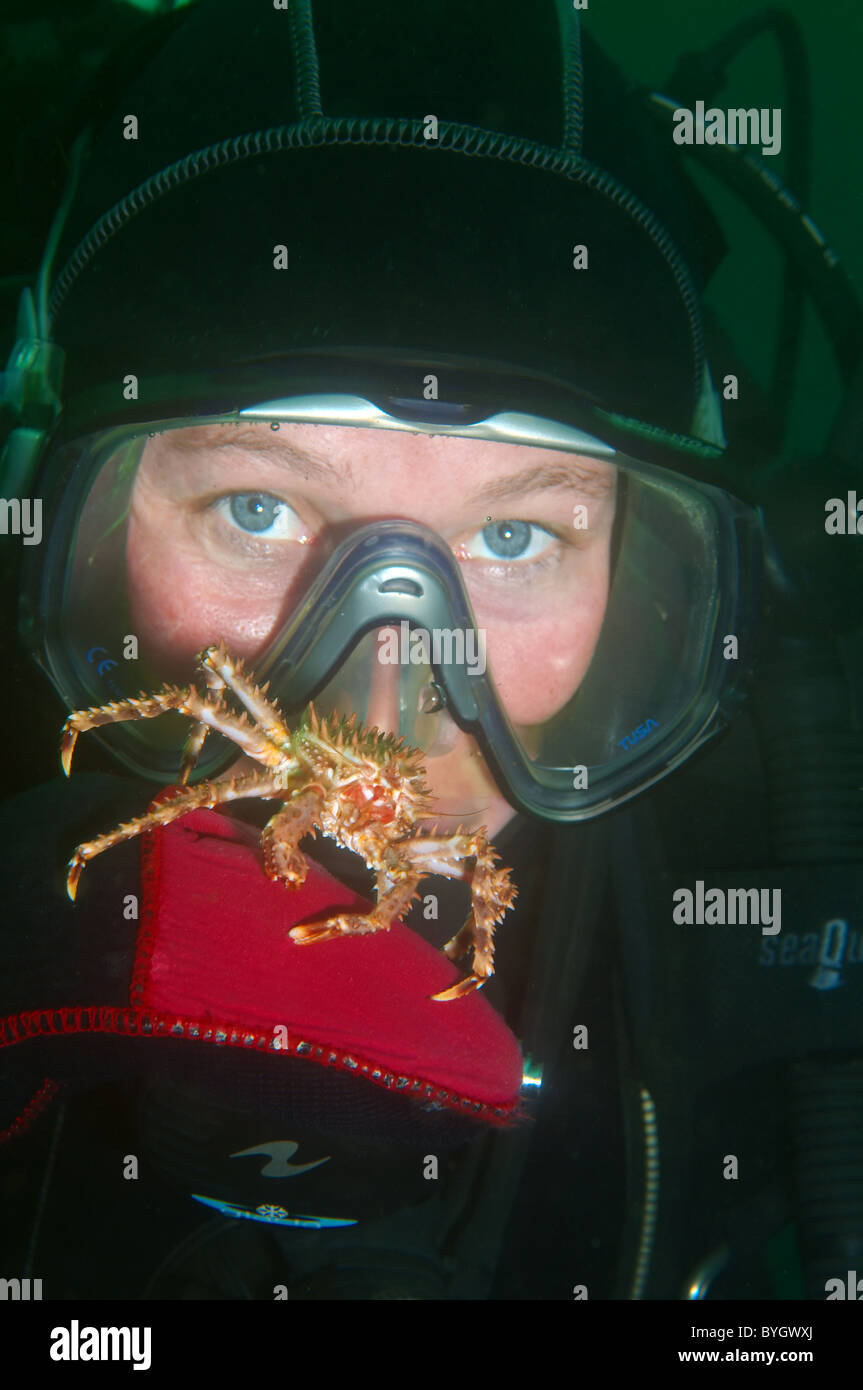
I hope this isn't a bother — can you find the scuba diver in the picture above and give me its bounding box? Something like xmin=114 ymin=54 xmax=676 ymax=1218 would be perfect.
xmin=0 ymin=0 xmax=861 ymax=1302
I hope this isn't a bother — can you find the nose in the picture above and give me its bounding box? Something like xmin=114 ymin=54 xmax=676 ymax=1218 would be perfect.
xmin=364 ymin=626 xmax=406 ymax=735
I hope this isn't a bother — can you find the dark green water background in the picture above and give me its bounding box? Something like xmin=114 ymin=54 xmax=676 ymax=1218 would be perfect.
xmin=591 ymin=0 xmax=862 ymax=455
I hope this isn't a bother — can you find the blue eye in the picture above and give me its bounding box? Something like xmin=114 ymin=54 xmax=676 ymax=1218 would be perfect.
xmin=230 ymin=494 xmax=283 ymax=532
xmin=215 ymin=493 xmax=300 ymax=538
xmin=467 ymin=520 xmax=556 ymax=563
xmin=481 ymin=520 xmax=532 ymax=558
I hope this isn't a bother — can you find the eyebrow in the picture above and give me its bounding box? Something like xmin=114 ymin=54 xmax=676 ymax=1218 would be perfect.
xmin=170 ymin=428 xmax=351 ymax=486
xmin=168 ymin=430 xmax=613 ymax=501
xmin=468 ymin=461 xmax=616 ymax=505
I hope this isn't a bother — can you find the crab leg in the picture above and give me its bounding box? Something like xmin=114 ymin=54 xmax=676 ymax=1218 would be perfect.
xmin=178 ymin=650 xmax=232 ymax=780
xmin=289 ymin=865 xmax=422 ymax=945
xmin=199 ymin=643 xmax=294 ymax=747
xmin=66 ymin=770 xmax=285 ymax=900
xmin=401 ymin=831 xmax=517 ymax=1001
xmin=266 ymin=797 xmax=425 ymax=942
xmin=62 ymin=686 xmax=190 ymax=776
xmin=179 ymin=717 xmax=211 ymax=784
xmin=261 ymin=788 xmax=327 ymax=889
xmin=178 ymin=644 xmax=299 ymax=782
xmin=61 ymin=684 xmax=298 ymax=778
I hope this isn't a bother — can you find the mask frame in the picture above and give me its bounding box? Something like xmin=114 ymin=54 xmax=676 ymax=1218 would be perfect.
xmin=20 ymin=394 xmax=764 ymax=821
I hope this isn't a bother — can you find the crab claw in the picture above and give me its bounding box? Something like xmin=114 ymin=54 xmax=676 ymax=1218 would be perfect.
xmin=430 ymin=974 xmax=486 ymax=1003
xmin=289 ymin=921 xmax=343 ymax=945
xmin=61 ymin=725 xmax=79 ymax=777
xmin=289 ymin=913 xmax=383 ymax=945
xmin=66 ymin=854 xmax=86 ymax=901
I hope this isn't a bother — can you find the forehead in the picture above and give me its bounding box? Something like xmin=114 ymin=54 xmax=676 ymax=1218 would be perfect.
xmin=153 ymin=420 xmax=617 ymax=500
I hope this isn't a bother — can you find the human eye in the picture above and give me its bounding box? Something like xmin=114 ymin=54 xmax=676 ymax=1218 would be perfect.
xmin=461 ymin=519 xmax=561 ymax=566
xmin=212 ymin=492 xmax=306 ymax=540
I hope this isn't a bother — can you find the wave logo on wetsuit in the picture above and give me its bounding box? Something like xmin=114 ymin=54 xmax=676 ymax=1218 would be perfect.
xmin=230 ymin=1140 xmax=330 ymax=1178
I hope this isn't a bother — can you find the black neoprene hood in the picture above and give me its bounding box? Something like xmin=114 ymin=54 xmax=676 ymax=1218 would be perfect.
xmin=48 ymin=0 xmax=714 ymax=441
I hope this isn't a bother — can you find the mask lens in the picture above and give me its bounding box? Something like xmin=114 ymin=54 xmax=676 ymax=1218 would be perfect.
xmin=32 ymin=413 xmax=756 ymax=823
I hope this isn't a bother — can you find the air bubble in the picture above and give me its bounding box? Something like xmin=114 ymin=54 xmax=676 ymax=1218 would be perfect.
xmin=270 ymin=421 xmax=280 ymax=431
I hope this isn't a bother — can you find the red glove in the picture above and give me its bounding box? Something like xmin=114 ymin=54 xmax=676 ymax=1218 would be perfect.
xmin=136 ymin=807 xmax=524 ymax=1122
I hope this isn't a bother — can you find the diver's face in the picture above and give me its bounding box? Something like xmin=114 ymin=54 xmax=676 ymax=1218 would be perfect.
xmin=126 ymin=422 xmax=616 ymax=835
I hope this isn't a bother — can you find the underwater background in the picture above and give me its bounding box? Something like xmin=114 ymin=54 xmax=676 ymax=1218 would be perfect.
xmin=2 ymin=0 xmax=862 ymax=785
xmin=0 ymin=0 xmax=861 ymax=1310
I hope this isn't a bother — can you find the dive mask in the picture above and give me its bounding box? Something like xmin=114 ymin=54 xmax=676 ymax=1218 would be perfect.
xmin=21 ymin=393 xmax=762 ymax=824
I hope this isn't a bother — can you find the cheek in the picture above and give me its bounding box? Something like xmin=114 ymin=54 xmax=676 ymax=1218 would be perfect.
xmin=484 ymin=579 xmax=609 ymax=726
xmin=126 ymin=513 xmax=280 ymax=675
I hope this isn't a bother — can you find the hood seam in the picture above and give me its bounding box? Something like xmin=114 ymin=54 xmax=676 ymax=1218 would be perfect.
xmin=49 ymin=114 xmax=704 ymax=411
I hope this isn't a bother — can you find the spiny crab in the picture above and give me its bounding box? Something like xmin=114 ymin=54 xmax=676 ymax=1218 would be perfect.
xmin=61 ymin=642 xmax=517 ymax=1001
